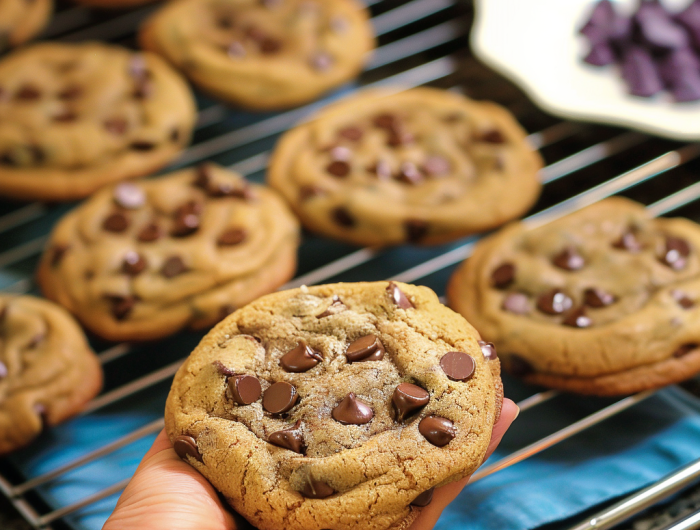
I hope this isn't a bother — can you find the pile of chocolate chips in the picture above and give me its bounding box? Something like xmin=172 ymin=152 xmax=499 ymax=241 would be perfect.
xmin=580 ymin=0 xmax=700 ymax=102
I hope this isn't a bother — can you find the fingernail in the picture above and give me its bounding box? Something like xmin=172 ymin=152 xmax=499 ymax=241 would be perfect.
xmin=514 ymin=405 xmax=521 ymax=420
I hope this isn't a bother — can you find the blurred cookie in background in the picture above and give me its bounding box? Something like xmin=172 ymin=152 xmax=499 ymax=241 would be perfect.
xmin=71 ymin=0 xmax=159 ymax=7
xmin=0 ymin=42 xmax=196 ymax=201
xmin=0 ymin=0 xmax=52 ymax=52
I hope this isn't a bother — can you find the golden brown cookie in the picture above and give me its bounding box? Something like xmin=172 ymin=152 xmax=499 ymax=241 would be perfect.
xmin=268 ymin=88 xmax=543 ymax=247
xmin=37 ymin=164 xmax=300 ymax=342
xmin=165 ymin=281 xmax=503 ymax=530
xmin=0 ymin=295 xmax=102 ymax=455
xmin=448 ymin=197 xmax=700 ymax=396
xmin=0 ymin=0 xmax=52 ymax=51
xmin=139 ymin=0 xmax=374 ymax=110
xmin=0 ymin=42 xmax=196 ymax=202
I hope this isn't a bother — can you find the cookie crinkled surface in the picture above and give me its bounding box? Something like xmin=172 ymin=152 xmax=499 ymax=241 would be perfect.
xmin=165 ymin=281 xmax=503 ymax=530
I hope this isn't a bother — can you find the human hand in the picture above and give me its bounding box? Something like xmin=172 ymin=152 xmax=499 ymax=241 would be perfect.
xmin=103 ymin=398 xmax=519 ymax=530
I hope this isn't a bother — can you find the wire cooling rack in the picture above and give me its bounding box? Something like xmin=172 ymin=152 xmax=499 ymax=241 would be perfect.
xmin=1 ymin=0 xmax=700 ymax=529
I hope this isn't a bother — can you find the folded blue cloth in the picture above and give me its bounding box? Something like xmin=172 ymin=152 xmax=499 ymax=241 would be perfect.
xmin=437 ymin=379 xmax=700 ymax=530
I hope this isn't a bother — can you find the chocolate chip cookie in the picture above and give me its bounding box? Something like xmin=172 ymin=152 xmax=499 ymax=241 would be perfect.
xmin=165 ymin=281 xmax=503 ymax=530
xmin=448 ymin=197 xmax=700 ymax=396
xmin=0 ymin=295 xmax=102 ymax=454
xmin=0 ymin=0 xmax=52 ymax=52
xmin=268 ymin=88 xmax=543 ymax=247
xmin=0 ymin=42 xmax=196 ymax=201
xmin=71 ymin=0 xmax=158 ymax=7
xmin=139 ymin=0 xmax=374 ymax=110
xmin=37 ymin=164 xmax=300 ymax=342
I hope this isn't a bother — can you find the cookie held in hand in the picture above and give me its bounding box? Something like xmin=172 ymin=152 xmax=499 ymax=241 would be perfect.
xmin=268 ymin=87 xmax=543 ymax=246
xmin=449 ymin=197 xmax=700 ymax=396
xmin=0 ymin=295 xmax=102 ymax=454
xmin=37 ymin=164 xmax=300 ymax=342
xmin=165 ymin=281 xmax=503 ymax=530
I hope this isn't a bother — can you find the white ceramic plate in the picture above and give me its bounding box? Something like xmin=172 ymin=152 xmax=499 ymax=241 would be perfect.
xmin=471 ymin=0 xmax=700 ymax=140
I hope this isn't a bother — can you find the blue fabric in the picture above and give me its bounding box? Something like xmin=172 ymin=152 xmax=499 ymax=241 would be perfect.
xmin=437 ymin=381 xmax=700 ymax=530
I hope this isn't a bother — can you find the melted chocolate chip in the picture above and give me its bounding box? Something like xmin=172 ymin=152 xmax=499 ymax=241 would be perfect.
xmin=53 ymin=111 xmax=78 ymax=123
xmin=217 ymin=228 xmax=247 ymax=246
xmin=405 ymin=219 xmax=428 ymax=243
xmin=228 ymin=375 xmax=262 ymax=405
xmin=173 ymin=435 xmax=203 ymax=462
xmin=104 ymin=117 xmax=128 ymax=135
xmin=584 ymin=287 xmax=616 ymax=308
xmin=411 ymin=488 xmax=434 ymax=507
xmin=260 ymin=37 xmax=282 ymax=54
xmin=299 ymin=185 xmax=327 ymax=201
xmin=326 ymin=160 xmax=351 ymax=177
xmin=492 ymin=263 xmax=516 ymax=289
xmin=263 ymin=381 xmax=299 ymax=414
xmin=674 ymin=344 xmax=698 ymax=358
xmin=268 ymin=420 xmax=304 ymax=454
xmin=171 ymin=201 xmax=202 ymax=237
xmin=479 ymin=129 xmax=506 ymax=143
xmin=108 ymin=295 xmax=137 ymax=320
xmin=161 ymin=256 xmax=188 ymax=278
xmin=113 ymin=183 xmax=145 ymax=209
xmin=563 ymin=307 xmax=592 ymax=328
xmin=671 ymin=290 xmax=695 ymax=309
xmin=137 ymin=222 xmax=162 ymax=242
xmin=373 ymin=113 xmax=398 ymax=129
xmin=553 ymin=247 xmax=585 ymax=271
xmin=102 ymin=212 xmax=129 ymax=233
xmin=387 ymin=282 xmax=414 ymax=309
xmin=58 ymin=85 xmax=83 ymax=100
xmin=280 ymin=341 xmax=323 ymax=372
xmin=478 ymin=340 xmax=498 ymax=360
xmin=422 ymin=156 xmax=450 ymax=177
xmin=122 ymin=251 xmax=147 ymax=276
xmin=440 ymin=352 xmax=476 ymax=382
xmin=16 ymin=85 xmax=41 ymax=100
xmin=508 ymin=354 xmax=534 ymax=376
xmin=537 ymin=289 xmax=573 ymax=315
xmin=332 ymin=393 xmax=373 ymax=425
xmin=660 ymin=236 xmax=691 ymax=270
xmin=613 ymin=230 xmax=643 ymax=252
xmin=316 ymin=295 xmax=345 ymax=318
xmin=301 ymin=478 xmax=335 ymax=499
xmin=392 ymin=383 xmax=429 ymax=421
xmin=50 ymin=244 xmax=70 ymax=267
xmin=346 ymin=335 xmax=385 ymax=362
xmin=502 ymin=292 xmax=529 ymax=314
xmin=338 ymin=126 xmax=363 ymax=141
xmin=396 ymin=162 xmax=424 ymax=185
xmin=419 ymin=416 xmax=455 ymax=447
xmin=332 ymin=206 xmax=355 ymax=228
xmin=130 ymin=141 xmax=156 ymax=151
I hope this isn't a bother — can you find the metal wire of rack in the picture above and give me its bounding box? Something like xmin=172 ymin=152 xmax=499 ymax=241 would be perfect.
xmin=1 ymin=0 xmax=700 ymax=529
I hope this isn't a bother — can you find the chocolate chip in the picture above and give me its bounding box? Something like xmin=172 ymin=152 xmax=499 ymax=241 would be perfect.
xmin=217 ymin=15 xmax=235 ymax=28
xmin=58 ymin=85 xmax=82 ymax=100
xmin=108 ymin=295 xmax=137 ymax=320
xmin=104 ymin=118 xmax=128 ymax=135
xmin=173 ymin=435 xmax=203 ymax=462
xmin=299 ymin=185 xmax=327 ymax=201
xmin=171 ymin=201 xmax=202 ymax=237
xmin=479 ymin=129 xmax=506 ymax=143
xmin=301 ymin=477 xmax=335 ymax=499
xmin=326 ymin=160 xmax=350 ymax=177
xmin=103 ymin=212 xmax=129 ymax=233
xmin=392 ymin=383 xmax=429 ymax=421
xmin=673 ymin=344 xmax=698 ymax=358
xmin=440 ymin=352 xmax=476 ymax=382
xmin=613 ymin=230 xmax=643 ymax=252
xmin=552 ymin=247 xmax=585 ymax=271
xmin=228 ymin=375 xmax=262 ymax=405
xmin=478 ymin=340 xmax=497 ymax=360
xmin=310 ymin=52 xmax=333 ymax=71
xmin=260 ymin=37 xmax=282 ymax=54
xmin=419 ymin=416 xmax=455 ymax=447
xmin=29 ymin=145 xmax=44 ymax=164
xmin=373 ymin=114 xmax=398 ymax=129
xmin=170 ymin=128 xmax=181 ymax=143
xmin=113 ymin=183 xmax=145 ymax=209
xmin=660 ymin=236 xmax=691 ymax=270
xmin=50 ymin=244 xmax=70 ymax=267
xmin=338 ymin=126 xmax=363 ymax=141
xmin=584 ymin=287 xmax=616 ymax=308
xmin=367 ymin=160 xmax=392 ymax=180
xmin=563 ymin=307 xmax=592 ymax=328
xmin=213 ymin=361 xmax=236 ymax=376
xmin=422 ymin=156 xmax=450 ymax=177
xmin=16 ymin=85 xmax=41 ymax=100
xmin=217 ymin=228 xmax=247 ymax=246
xmin=53 ymin=111 xmax=78 ymax=123
xmin=387 ymin=281 xmax=414 ymax=309
xmin=138 ymin=222 xmax=162 ymax=242
xmin=122 ymin=251 xmax=147 ymax=276
xmin=0 ymin=361 xmax=7 ymax=379
xmin=161 ymin=256 xmax=188 ymax=278
xmin=395 ymin=162 xmax=424 ymax=185
xmin=537 ymin=289 xmax=573 ymax=315
xmin=316 ymin=295 xmax=345 ymax=318
xmin=411 ymin=488 xmax=434 ymax=507
xmin=405 ymin=219 xmax=429 ymax=243
xmin=280 ymin=341 xmax=323 ymax=372
xmin=502 ymin=292 xmax=529 ymax=314
xmin=508 ymin=354 xmax=534 ymax=376
xmin=671 ymin=289 xmax=695 ymax=309
xmin=332 ymin=393 xmax=373 ymax=425
xmin=268 ymin=420 xmax=304 ymax=454
xmin=491 ymin=263 xmax=516 ymax=289
xmin=346 ymin=335 xmax=384 ymax=363
xmin=387 ymin=128 xmax=415 ymax=147
xmin=331 ymin=206 xmax=355 ymax=228
xmin=263 ymin=381 xmax=299 ymax=414
xmin=130 ymin=141 xmax=156 ymax=151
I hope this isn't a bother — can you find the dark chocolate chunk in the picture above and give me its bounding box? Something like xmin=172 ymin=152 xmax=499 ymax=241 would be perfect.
xmin=137 ymin=222 xmax=162 ymax=242
xmin=130 ymin=141 xmax=156 ymax=151
xmin=332 ymin=393 xmax=373 ymax=425
xmin=673 ymin=344 xmax=698 ymax=358
xmin=563 ymin=307 xmax=592 ymax=328
xmin=268 ymin=420 xmax=304 ymax=454
xmin=53 ymin=111 xmax=78 ymax=123
xmin=502 ymin=292 xmax=529 ymax=314
xmin=395 ymin=162 xmax=424 ymax=185
xmin=613 ymin=229 xmax=643 ymax=252
xmin=671 ymin=289 xmax=695 ymax=309
xmin=584 ymin=287 xmax=616 ymax=308
xmin=491 ymin=263 xmax=516 ymax=289
xmin=161 ymin=256 xmax=188 ymax=278
xmin=122 ymin=251 xmax=147 ymax=276
xmin=387 ymin=281 xmax=414 ymax=309
xmin=345 ymin=335 xmax=385 ymax=362
xmin=113 ymin=183 xmax=145 ymax=209
xmin=338 ymin=126 xmax=363 ymax=141
xmin=479 ymin=129 xmax=506 ymax=144
xmin=228 ymin=375 xmax=262 ymax=405
xmin=660 ymin=236 xmax=691 ymax=270
xmin=392 ymin=383 xmax=429 ymax=421
xmin=537 ymin=289 xmax=573 ymax=315
xmin=280 ymin=341 xmax=323 ymax=372
xmin=104 ymin=118 xmax=128 ymax=135
xmin=217 ymin=228 xmax=247 ymax=246
xmin=108 ymin=295 xmax=137 ymax=320
xmin=263 ymin=381 xmax=299 ymax=414
xmin=300 ymin=477 xmax=335 ymax=499
xmin=440 ymin=351 xmax=476 ymax=382
xmin=103 ymin=212 xmax=129 ymax=233
xmin=478 ymin=340 xmax=498 ymax=361
xmin=373 ymin=113 xmax=398 ymax=129
xmin=57 ymin=85 xmax=83 ymax=100
xmin=326 ymin=160 xmax=351 ymax=177
xmin=260 ymin=37 xmax=282 ymax=54
xmin=418 ymin=416 xmax=455 ymax=447
xmin=171 ymin=201 xmax=202 ymax=237
xmin=50 ymin=244 xmax=70 ymax=267
xmin=316 ymin=295 xmax=345 ymax=318
xmin=553 ymin=247 xmax=585 ymax=271
xmin=15 ymin=85 xmax=41 ymax=101
xmin=405 ymin=219 xmax=428 ymax=243
xmin=422 ymin=155 xmax=451 ymax=177
xmin=411 ymin=488 xmax=434 ymax=507
xmin=173 ymin=435 xmax=203 ymax=462
xmin=508 ymin=354 xmax=534 ymax=376
xmin=331 ymin=206 xmax=355 ymax=228
xmin=170 ymin=128 xmax=181 ymax=143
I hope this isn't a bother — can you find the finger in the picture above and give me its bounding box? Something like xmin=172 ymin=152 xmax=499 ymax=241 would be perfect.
xmin=408 ymin=398 xmax=519 ymax=530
